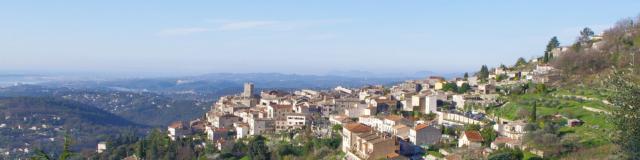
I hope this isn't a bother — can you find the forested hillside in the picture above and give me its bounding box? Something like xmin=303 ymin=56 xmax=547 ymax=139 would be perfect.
xmin=0 ymin=97 xmax=145 ymax=159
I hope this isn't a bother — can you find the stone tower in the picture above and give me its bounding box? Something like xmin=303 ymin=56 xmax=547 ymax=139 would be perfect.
xmin=242 ymin=82 xmax=254 ymax=97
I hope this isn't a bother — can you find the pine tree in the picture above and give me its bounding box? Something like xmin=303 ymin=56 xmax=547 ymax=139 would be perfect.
xmin=515 ymin=57 xmax=527 ymax=67
xmin=544 ymin=36 xmax=560 ymax=63
xmin=579 ymin=27 xmax=594 ymax=44
xmin=135 ymin=140 xmax=146 ymax=158
xmin=478 ymin=65 xmax=489 ymax=81
xmin=544 ymin=51 xmax=550 ymax=63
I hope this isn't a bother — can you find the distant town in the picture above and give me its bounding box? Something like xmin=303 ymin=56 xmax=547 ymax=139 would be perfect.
xmin=157 ymin=53 xmax=565 ymax=160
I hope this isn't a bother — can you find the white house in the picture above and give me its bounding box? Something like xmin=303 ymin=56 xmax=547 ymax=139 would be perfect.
xmin=168 ymin=121 xmax=191 ymax=141
xmin=234 ymin=122 xmax=249 ymax=139
xmin=97 ymin=142 xmax=107 ymax=153
xmin=494 ymin=121 xmax=527 ymax=140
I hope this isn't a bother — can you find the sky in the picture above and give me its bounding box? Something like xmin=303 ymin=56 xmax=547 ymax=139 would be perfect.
xmin=1 ymin=1 xmax=639 ymax=77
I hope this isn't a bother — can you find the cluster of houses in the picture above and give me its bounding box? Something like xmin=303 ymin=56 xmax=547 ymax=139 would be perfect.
xmin=157 ymin=58 xmax=562 ymax=159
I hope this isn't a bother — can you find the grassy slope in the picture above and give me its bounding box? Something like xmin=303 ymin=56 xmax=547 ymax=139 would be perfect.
xmin=489 ymin=87 xmax=614 ymax=150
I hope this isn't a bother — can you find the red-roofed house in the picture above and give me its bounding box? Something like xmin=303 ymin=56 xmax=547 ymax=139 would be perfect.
xmin=458 ymin=131 xmax=484 ymax=148
xmin=168 ymin=121 xmax=191 ymax=141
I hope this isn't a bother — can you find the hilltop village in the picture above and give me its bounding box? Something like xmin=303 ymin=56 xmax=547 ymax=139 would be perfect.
xmin=161 ymin=58 xmax=563 ymax=160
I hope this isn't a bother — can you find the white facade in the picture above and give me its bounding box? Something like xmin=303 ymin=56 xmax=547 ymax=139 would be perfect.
xmin=285 ymin=114 xmax=308 ymax=130
xmin=453 ymin=95 xmax=466 ymax=110
xmin=494 ymin=121 xmax=527 ymax=140
xmin=358 ymin=116 xmax=383 ymax=130
xmin=97 ymin=142 xmax=107 ymax=153
xmin=334 ymin=86 xmax=353 ymax=94
xmin=425 ymin=95 xmax=438 ymax=114
xmin=234 ymin=123 xmax=249 ymax=139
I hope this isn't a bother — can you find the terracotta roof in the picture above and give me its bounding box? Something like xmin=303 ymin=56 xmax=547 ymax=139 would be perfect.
xmin=375 ymin=98 xmax=396 ymax=104
xmin=415 ymin=123 xmax=430 ymax=130
xmin=191 ymin=123 xmax=206 ymax=130
xmin=169 ymin=121 xmax=184 ymax=129
xmin=271 ymin=104 xmax=292 ymax=109
xmin=216 ymin=127 xmax=229 ymax=132
xmin=386 ymin=153 xmax=400 ymax=158
xmin=464 ymin=131 xmax=484 ymax=142
xmin=385 ymin=115 xmax=404 ymax=121
xmin=344 ymin=123 xmax=372 ymax=133
xmin=332 ymin=115 xmax=347 ymax=120
xmin=492 ymin=137 xmax=514 ymax=144
xmin=429 ymin=76 xmax=446 ymax=81
xmin=445 ymin=155 xmax=462 ymax=160
xmin=393 ymin=124 xmax=408 ymax=129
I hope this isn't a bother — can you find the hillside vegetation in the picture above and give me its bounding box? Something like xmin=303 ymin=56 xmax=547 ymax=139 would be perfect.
xmin=0 ymin=97 xmax=145 ymax=159
xmin=551 ymin=15 xmax=640 ymax=85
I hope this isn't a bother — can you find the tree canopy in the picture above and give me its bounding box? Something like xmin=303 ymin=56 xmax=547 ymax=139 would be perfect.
xmin=608 ymin=71 xmax=640 ymax=159
xmin=544 ymin=36 xmax=560 ymax=63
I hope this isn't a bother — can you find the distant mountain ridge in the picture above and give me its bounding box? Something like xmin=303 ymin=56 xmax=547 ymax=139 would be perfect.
xmin=0 ymin=85 xmax=209 ymax=126
xmin=326 ymin=70 xmax=459 ymax=79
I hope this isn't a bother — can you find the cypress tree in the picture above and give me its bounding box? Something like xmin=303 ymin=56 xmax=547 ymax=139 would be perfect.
xmin=530 ymin=101 xmax=537 ymax=122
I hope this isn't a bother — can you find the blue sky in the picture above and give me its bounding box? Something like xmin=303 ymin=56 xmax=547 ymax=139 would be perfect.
xmin=1 ymin=1 xmax=639 ymax=76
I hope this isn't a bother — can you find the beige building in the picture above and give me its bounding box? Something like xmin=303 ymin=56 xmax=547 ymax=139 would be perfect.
xmin=342 ymin=123 xmax=373 ymax=153
xmin=349 ymin=131 xmax=398 ymax=159
xmin=392 ymin=124 xmax=410 ymax=139
xmin=267 ymin=104 xmax=293 ymax=119
xmin=477 ymin=84 xmax=496 ymax=94
xmin=330 ymin=115 xmax=353 ymax=125
xmin=208 ymin=113 xmax=241 ymax=129
xmin=434 ymin=82 xmax=445 ymax=90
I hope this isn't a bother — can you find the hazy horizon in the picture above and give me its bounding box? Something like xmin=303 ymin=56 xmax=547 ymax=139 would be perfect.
xmin=2 ymin=1 xmax=640 ymax=76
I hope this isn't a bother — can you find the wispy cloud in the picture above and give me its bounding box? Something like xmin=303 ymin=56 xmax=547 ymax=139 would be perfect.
xmin=216 ymin=21 xmax=279 ymax=31
xmin=305 ymin=33 xmax=338 ymax=40
xmin=156 ymin=19 xmax=346 ymax=36
xmin=156 ymin=27 xmax=210 ymax=36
